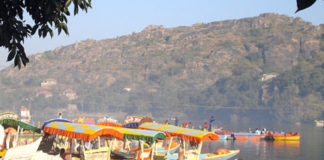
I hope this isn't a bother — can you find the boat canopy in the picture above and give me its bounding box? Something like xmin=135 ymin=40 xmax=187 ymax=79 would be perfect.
xmin=43 ymin=121 xmax=124 ymax=141
xmin=98 ymin=122 xmax=166 ymax=142
xmin=97 ymin=122 xmax=122 ymax=127
xmin=44 ymin=121 xmax=166 ymax=142
xmin=122 ymin=122 xmax=139 ymax=128
xmin=113 ymin=127 xmax=166 ymax=142
xmin=41 ymin=118 xmax=72 ymax=129
xmin=139 ymin=122 xmax=219 ymax=143
xmin=0 ymin=112 xmax=41 ymax=133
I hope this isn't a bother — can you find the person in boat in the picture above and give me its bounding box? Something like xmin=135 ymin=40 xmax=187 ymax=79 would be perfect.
xmin=203 ymin=122 xmax=209 ymax=131
xmin=254 ymin=128 xmax=261 ymax=134
xmin=175 ymin=117 xmax=179 ymax=126
xmin=58 ymin=112 xmax=63 ymax=119
xmin=208 ymin=116 xmax=216 ymax=131
xmin=261 ymin=128 xmax=267 ymax=134
xmin=60 ymin=148 xmax=72 ymax=160
xmin=165 ymin=120 xmax=169 ymax=124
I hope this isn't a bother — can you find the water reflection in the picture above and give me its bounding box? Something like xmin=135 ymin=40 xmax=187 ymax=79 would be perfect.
xmin=201 ymin=124 xmax=323 ymax=160
xmin=203 ymin=140 xmax=300 ymax=160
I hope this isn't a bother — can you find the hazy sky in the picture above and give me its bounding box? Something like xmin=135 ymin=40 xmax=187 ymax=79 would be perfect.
xmin=0 ymin=0 xmax=323 ymax=69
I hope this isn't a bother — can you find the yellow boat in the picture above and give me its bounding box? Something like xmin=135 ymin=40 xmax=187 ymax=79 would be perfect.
xmin=273 ymin=135 xmax=300 ymax=141
xmin=269 ymin=132 xmax=300 ymax=141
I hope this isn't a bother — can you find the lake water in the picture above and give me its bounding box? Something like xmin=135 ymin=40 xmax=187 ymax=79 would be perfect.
xmin=202 ymin=124 xmax=324 ymax=160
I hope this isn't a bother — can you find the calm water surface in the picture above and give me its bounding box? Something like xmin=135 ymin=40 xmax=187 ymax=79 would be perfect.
xmin=202 ymin=124 xmax=324 ymax=160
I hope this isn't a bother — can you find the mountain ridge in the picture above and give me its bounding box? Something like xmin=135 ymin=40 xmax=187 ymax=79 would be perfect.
xmin=0 ymin=13 xmax=323 ymax=123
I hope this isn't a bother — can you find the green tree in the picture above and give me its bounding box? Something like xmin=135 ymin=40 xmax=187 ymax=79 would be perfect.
xmin=0 ymin=0 xmax=92 ymax=68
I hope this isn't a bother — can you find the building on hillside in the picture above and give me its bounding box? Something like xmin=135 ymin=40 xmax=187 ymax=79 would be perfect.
xmin=63 ymin=89 xmax=77 ymax=100
xmin=20 ymin=106 xmax=31 ymax=123
xmin=260 ymin=73 xmax=278 ymax=82
xmin=41 ymin=78 xmax=57 ymax=88
xmin=36 ymin=90 xmax=53 ymax=98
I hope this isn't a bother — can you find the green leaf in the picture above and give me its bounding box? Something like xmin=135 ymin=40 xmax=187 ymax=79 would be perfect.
xmin=65 ymin=0 xmax=72 ymax=7
xmin=14 ymin=54 xmax=21 ymax=69
xmin=74 ymin=0 xmax=79 ymax=15
xmin=62 ymin=23 xmax=69 ymax=35
xmin=58 ymin=26 xmax=62 ymax=35
xmin=49 ymin=30 xmax=54 ymax=37
xmin=7 ymin=47 xmax=16 ymax=61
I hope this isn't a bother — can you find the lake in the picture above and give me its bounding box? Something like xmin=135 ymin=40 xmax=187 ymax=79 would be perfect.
xmin=202 ymin=124 xmax=324 ymax=160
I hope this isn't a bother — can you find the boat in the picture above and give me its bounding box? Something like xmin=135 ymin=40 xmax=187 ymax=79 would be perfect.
xmin=314 ymin=120 xmax=324 ymax=127
xmin=265 ymin=132 xmax=300 ymax=141
xmin=2 ymin=137 xmax=62 ymax=160
xmin=155 ymin=138 xmax=180 ymax=156
xmin=43 ymin=121 xmax=166 ymax=160
xmin=0 ymin=112 xmax=42 ymax=158
xmin=98 ymin=121 xmax=180 ymax=156
xmin=232 ymin=132 xmax=261 ymax=141
xmin=214 ymin=130 xmax=231 ymax=140
xmin=139 ymin=122 xmax=240 ymax=160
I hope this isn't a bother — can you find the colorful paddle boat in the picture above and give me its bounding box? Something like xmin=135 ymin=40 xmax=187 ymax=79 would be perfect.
xmin=43 ymin=121 xmax=166 ymax=160
xmin=0 ymin=112 xmax=41 ymax=158
xmin=139 ymin=123 xmax=240 ymax=160
xmin=98 ymin=120 xmax=180 ymax=157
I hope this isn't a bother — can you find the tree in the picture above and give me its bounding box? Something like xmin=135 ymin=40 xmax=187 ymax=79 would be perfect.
xmin=0 ymin=0 xmax=92 ymax=68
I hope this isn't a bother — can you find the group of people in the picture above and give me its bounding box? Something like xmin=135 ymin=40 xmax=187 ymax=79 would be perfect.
xmin=248 ymin=128 xmax=268 ymax=134
xmin=165 ymin=116 xmax=217 ymax=132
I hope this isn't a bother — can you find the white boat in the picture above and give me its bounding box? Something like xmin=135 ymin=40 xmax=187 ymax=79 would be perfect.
xmin=314 ymin=120 xmax=324 ymax=127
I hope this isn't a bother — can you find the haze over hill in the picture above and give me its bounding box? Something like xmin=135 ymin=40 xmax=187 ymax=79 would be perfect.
xmin=0 ymin=13 xmax=323 ymax=124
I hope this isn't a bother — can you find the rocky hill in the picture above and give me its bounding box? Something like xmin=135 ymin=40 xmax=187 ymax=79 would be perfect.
xmin=0 ymin=13 xmax=323 ymax=123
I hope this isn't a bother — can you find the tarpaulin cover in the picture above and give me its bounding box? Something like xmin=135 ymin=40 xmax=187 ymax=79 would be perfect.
xmin=0 ymin=119 xmax=41 ymax=133
xmin=122 ymin=122 xmax=139 ymax=128
xmin=43 ymin=121 xmax=124 ymax=141
xmin=139 ymin=122 xmax=219 ymax=143
xmin=41 ymin=118 xmax=72 ymax=129
xmin=97 ymin=122 xmax=122 ymax=127
xmin=44 ymin=122 xmax=166 ymax=142
xmin=98 ymin=122 xmax=166 ymax=142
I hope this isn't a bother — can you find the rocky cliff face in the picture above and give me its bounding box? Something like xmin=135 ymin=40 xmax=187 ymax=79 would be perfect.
xmin=0 ymin=13 xmax=322 ymax=122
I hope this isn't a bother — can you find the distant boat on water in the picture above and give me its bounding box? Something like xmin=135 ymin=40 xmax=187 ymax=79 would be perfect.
xmin=314 ymin=120 xmax=324 ymax=127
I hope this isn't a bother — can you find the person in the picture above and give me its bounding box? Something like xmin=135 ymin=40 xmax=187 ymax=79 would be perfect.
xmin=203 ymin=122 xmax=209 ymax=131
xmin=208 ymin=116 xmax=216 ymax=131
xmin=58 ymin=112 xmax=62 ymax=119
xmin=164 ymin=120 xmax=169 ymax=124
xmin=261 ymin=128 xmax=267 ymax=134
xmin=60 ymin=148 xmax=72 ymax=160
xmin=175 ymin=117 xmax=179 ymax=126
xmin=254 ymin=128 xmax=261 ymax=134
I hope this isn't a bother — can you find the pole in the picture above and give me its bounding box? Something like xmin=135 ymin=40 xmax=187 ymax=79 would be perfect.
xmin=196 ymin=142 xmax=203 ymax=160
xmin=140 ymin=141 xmax=144 ymax=160
xmin=98 ymin=136 xmax=101 ymax=149
xmin=151 ymin=141 xmax=155 ymax=160
xmin=183 ymin=140 xmax=186 ymax=159
xmin=167 ymin=137 xmax=173 ymax=155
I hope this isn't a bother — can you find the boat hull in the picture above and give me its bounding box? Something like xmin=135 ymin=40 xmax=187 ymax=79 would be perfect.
xmin=233 ymin=133 xmax=261 ymax=141
xmin=273 ymin=136 xmax=300 ymax=141
xmin=155 ymin=142 xmax=180 ymax=155
xmin=217 ymin=135 xmax=230 ymax=140
xmin=165 ymin=150 xmax=240 ymax=160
